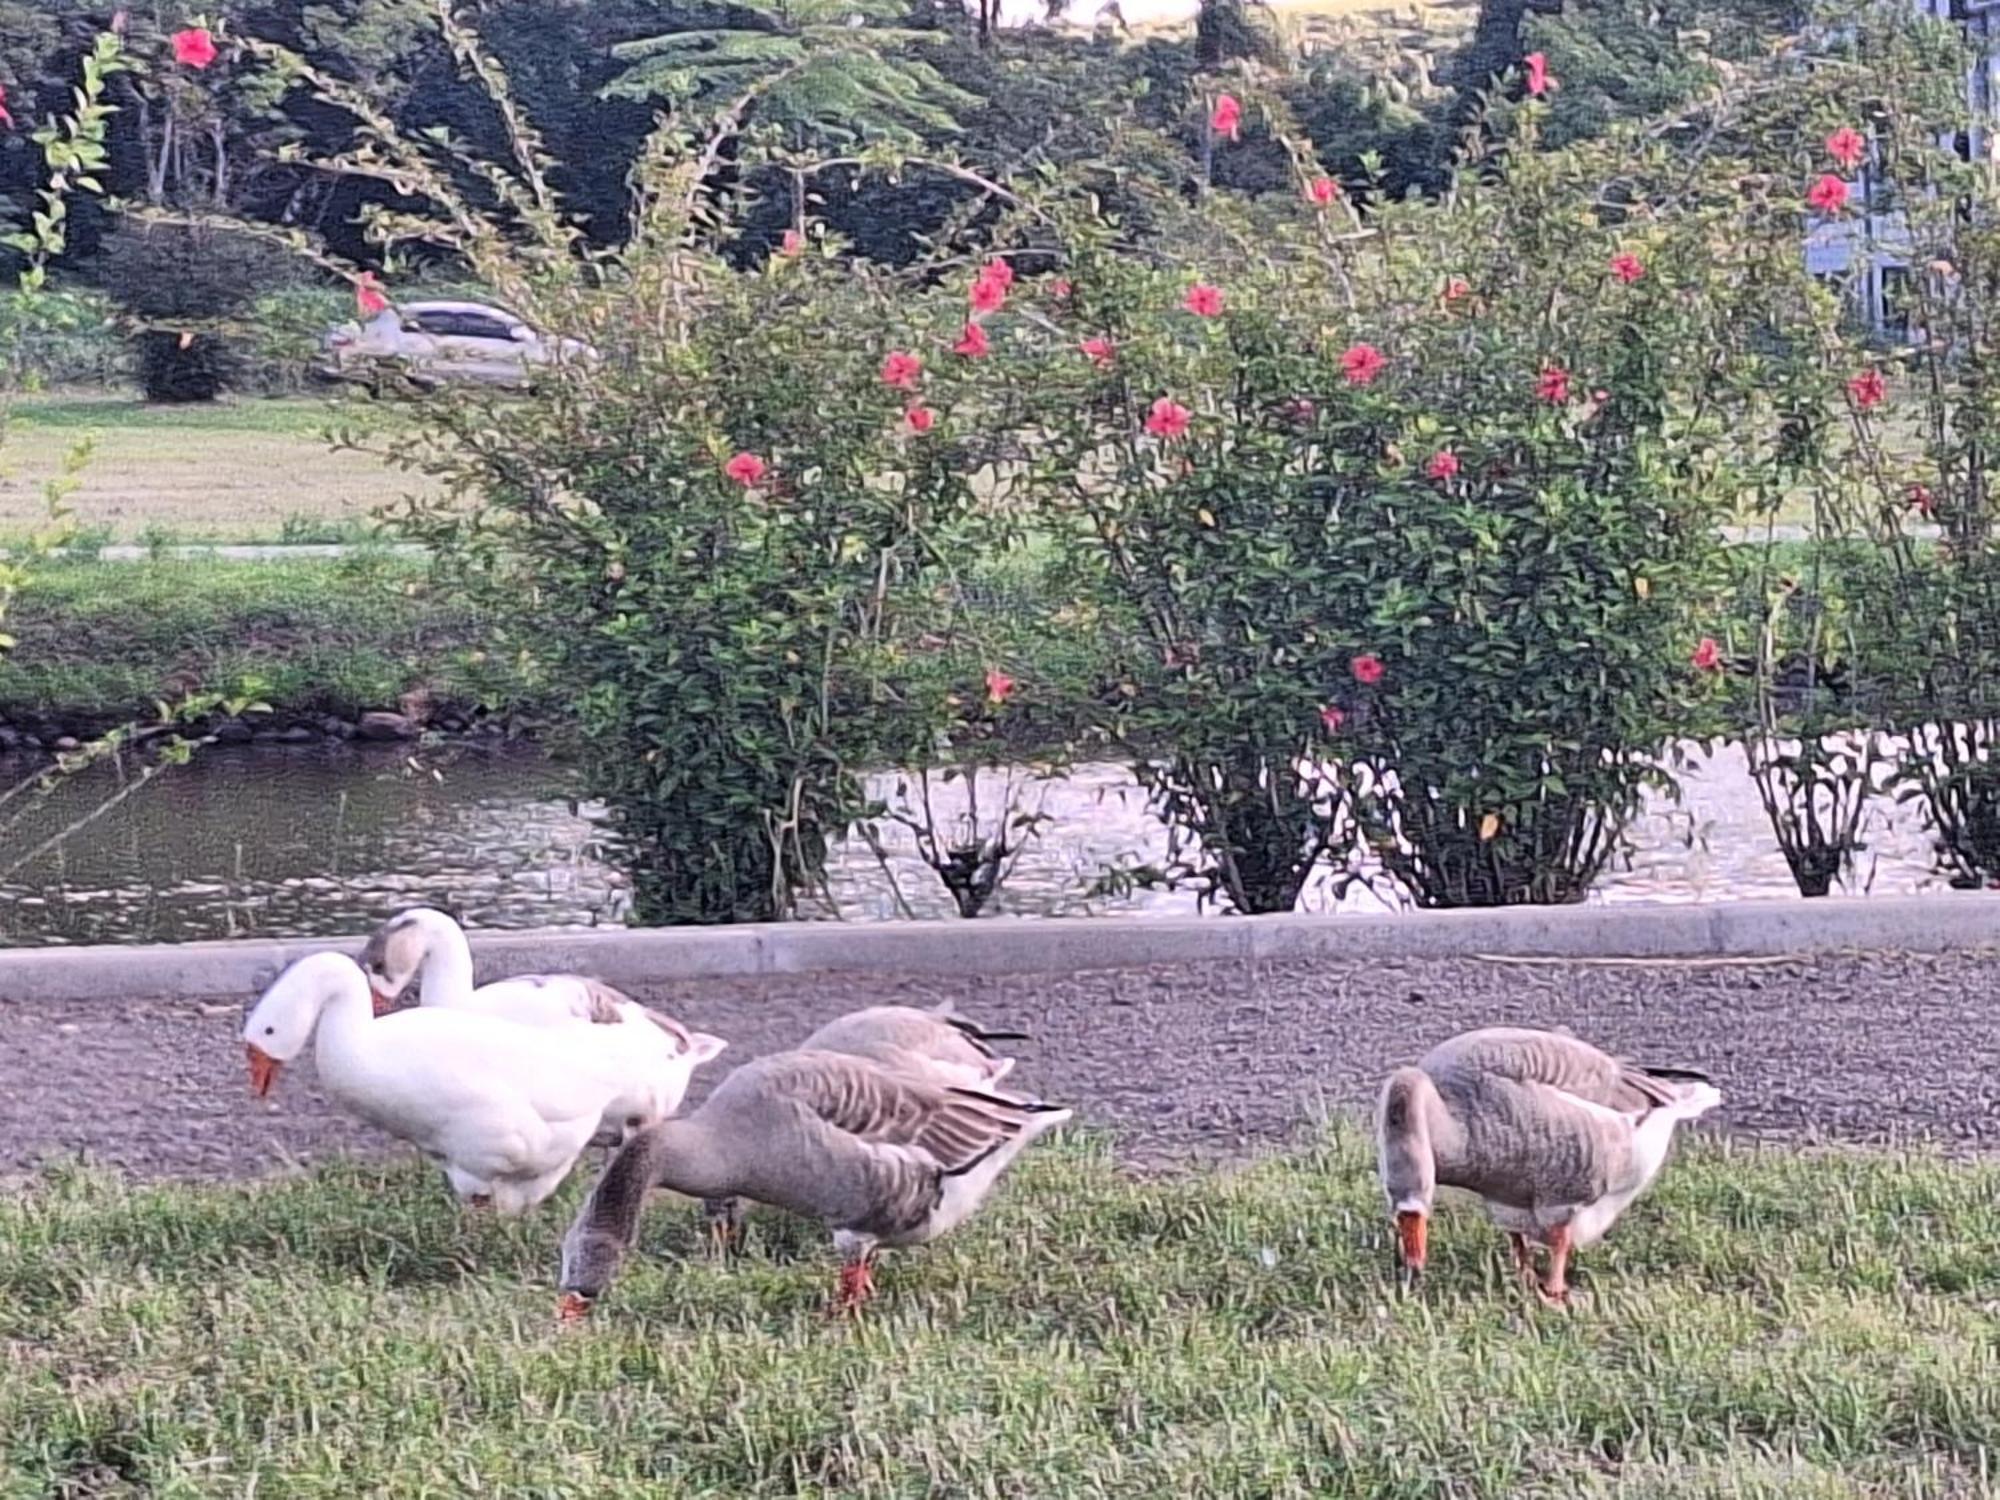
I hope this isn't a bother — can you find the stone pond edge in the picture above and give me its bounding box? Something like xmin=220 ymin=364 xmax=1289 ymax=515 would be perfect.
xmin=3 ymin=894 xmax=1996 ymax=1003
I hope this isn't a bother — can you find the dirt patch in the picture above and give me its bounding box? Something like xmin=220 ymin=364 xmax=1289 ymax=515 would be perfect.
xmin=6 ymin=946 xmax=1998 ymax=1183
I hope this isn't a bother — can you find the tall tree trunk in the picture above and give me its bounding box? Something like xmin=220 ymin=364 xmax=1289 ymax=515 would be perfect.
xmin=1449 ymin=0 xmax=1564 ymax=143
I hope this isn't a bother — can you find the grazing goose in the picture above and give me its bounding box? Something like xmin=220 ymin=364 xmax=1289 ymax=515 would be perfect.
xmin=242 ymin=951 xmax=635 ymax=1215
xmin=699 ymin=1001 xmax=1029 ymax=1250
xmin=560 ymin=1049 xmax=1071 ymax=1320
xmin=358 ymin=907 xmax=727 ymax=1145
xmin=1376 ymin=1026 xmax=1722 ymax=1306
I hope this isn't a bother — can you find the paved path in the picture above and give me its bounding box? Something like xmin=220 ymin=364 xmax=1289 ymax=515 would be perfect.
xmin=4 ymin=948 xmax=1997 ymax=1183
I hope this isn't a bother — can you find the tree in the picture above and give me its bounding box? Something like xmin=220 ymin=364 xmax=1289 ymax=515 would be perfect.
xmin=601 ymin=0 xmax=978 ymax=149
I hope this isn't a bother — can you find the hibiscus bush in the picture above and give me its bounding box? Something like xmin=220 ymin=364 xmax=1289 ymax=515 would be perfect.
xmin=1006 ymin=89 xmax=1802 ymax=911
xmin=1715 ymin=6 xmax=2000 ymax=892
xmin=383 ymin=244 xmax=1025 ymax=923
xmin=1801 ymin=12 xmax=2000 ymax=888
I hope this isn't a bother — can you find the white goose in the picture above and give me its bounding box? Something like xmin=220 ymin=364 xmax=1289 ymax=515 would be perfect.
xmin=242 ymin=951 xmax=634 ymax=1214
xmin=357 ymin=907 xmax=726 ymax=1144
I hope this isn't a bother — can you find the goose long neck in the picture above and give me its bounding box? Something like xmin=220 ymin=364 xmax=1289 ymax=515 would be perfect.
xmin=415 ymin=916 xmax=477 ymax=1006
xmin=311 ymin=969 xmax=382 ymax=1064
xmin=589 ymin=1119 xmax=730 ymax=1245
xmin=1378 ymin=1066 xmax=1463 ymax=1204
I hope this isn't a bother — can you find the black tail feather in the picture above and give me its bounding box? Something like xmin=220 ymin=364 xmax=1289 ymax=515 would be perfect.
xmin=1641 ymin=1065 xmax=1713 ymax=1084
xmin=941 ymin=1139 xmax=1007 ymax=1178
xmin=944 ymin=1016 xmax=1032 ymax=1045
xmin=946 ymin=1085 xmax=1028 ymax=1110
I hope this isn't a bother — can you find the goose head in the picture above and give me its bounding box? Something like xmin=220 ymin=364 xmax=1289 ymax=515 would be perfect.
xmin=557 ymin=1217 xmax=624 ymax=1323
xmin=242 ymin=951 xmax=370 ymax=1098
xmin=1376 ymin=1066 xmax=1439 ymax=1288
xmin=356 ymin=907 xmax=451 ymax=1015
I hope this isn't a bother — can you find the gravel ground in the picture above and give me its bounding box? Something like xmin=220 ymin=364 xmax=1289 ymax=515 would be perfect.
xmin=5 ymin=948 xmax=1999 ymax=1184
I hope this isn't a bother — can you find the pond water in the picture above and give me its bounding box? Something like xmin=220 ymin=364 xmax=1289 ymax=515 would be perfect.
xmin=0 ymin=737 xmax=1957 ymax=947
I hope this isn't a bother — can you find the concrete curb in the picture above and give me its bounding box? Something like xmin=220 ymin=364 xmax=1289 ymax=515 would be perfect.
xmin=1 ymin=893 xmax=1996 ymax=1003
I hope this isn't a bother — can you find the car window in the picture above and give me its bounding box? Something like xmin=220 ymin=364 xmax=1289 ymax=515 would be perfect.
xmin=448 ymin=312 xmax=518 ymax=341
xmin=400 ymin=310 xmax=513 ymax=340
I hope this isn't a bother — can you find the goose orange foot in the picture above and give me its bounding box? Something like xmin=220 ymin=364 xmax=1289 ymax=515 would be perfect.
xmin=832 ymin=1257 xmax=877 ymax=1315
xmin=1534 ymin=1224 xmax=1573 ymax=1309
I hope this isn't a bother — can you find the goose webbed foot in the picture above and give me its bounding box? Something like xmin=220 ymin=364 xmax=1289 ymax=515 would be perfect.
xmin=832 ymin=1252 xmax=877 ymax=1315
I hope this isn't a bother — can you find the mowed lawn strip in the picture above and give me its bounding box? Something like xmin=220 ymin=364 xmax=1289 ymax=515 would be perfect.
xmin=0 ymin=394 xmax=427 ymax=546
xmin=2 ymin=1131 xmax=1995 ymax=1497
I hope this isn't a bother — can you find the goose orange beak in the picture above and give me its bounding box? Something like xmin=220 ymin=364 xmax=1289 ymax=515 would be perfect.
xmin=246 ymin=1043 xmax=282 ymax=1098
xmin=1395 ymin=1209 xmax=1427 ymax=1279
xmin=557 ymin=1292 xmax=592 ymax=1324
xmin=369 ymin=984 xmax=396 ymax=1017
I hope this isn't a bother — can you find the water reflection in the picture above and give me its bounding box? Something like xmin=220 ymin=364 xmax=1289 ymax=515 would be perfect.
xmin=0 ymin=738 xmax=1956 ymax=947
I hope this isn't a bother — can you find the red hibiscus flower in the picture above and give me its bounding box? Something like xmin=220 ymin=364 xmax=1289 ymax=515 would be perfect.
xmin=953 ymin=321 xmax=990 ymax=358
xmin=1080 ymin=336 xmax=1115 ymax=368
xmin=1307 ymin=177 xmax=1339 ymax=206
xmin=1183 ymin=283 xmax=1225 ymax=318
xmin=1691 ymin=636 xmax=1723 ymax=672
xmin=1536 ymin=364 xmax=1571 ymax=404
xmin=1051 ymin=278 xmax=1073 ymax=300
xmin=1806 ymin=174 xmax=1850 ymax=214
xmin=1351 ymin=653 xmax=1385 ymax=685
xmin=1609 ymin=252 xmax=1645 ymax=284
xmin=354 ymin=272 xmax=388 ymax=317
xmin=984 ymin=668 xmax=1016 ymax=706
xmin=1144 ymin=397 xmax=1191 ymax=440
xmin=982 ymin=256 xmax=1015 ymax=289
xmin=780 ymin=228 xmax=804 ymax=256
xmin=1848 ymin=367 xmax=1886 ymax=408
xmin=1425 ymin=450 xmax=1460 ymax=481
xmin=1907 ymin=482 xmax=1936 ymax=518
xmin=1826 ymin=125 xmax=1867 ymax=170
xmin=1211 ymin=94 xmax=1242 ymax=140
xmin=905 ymin=404 xmax=936 ymax=435
xmin=171 ymin=26 xmax=218 ymax=68
xmin=970 ymin=272 xmax=1007 ymax=314
xmin=1341 ymin=343 xmax=1387 ymax=386
xmin=880 ymin=350 xmax=922 ymax=390
xmin=1523 ymin=51 xmax=1552 ymax=97
xmin=723 ymin=452 xmax=767 ymax=487
xmin=1319 ymin=704 xmax=1347 ymax=734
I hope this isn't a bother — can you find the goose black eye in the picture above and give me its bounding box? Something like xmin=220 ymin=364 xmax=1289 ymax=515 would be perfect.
xmin=264 ymin=1025 xmax=275 ymax=1036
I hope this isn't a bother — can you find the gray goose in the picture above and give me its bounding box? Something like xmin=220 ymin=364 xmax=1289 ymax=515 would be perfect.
xmin=700 ymin=1001 xmax=1028 ymax=1251
xmin=560 ymin=1048 xmax=1069 ymax=1319
xmin=1377 ymin=1026 xmax=1721 ymax=1305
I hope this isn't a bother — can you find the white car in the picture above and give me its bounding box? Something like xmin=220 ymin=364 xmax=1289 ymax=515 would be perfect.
xmin=316 ymin=299 xmax=595 ymax=388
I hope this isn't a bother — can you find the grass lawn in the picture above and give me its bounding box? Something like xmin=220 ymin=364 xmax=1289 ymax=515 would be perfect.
xmin=0 ymin=392 xmax=430 ymax=546
xmin=0 ymin=548 xmax=1120 ymax=740
xmin=2 ymin=1132 xmax=1995 ymax=1497
xmin=0 ymin=553 xmax=486 ymax=729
